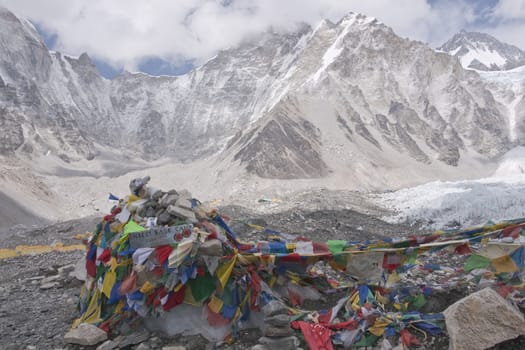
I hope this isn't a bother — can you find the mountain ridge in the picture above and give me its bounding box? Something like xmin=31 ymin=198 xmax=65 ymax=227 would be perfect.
xmin=0 ymin=6 xmax=522 ymax=194
xmin=439 ymin=29 xmax=525 ymax=71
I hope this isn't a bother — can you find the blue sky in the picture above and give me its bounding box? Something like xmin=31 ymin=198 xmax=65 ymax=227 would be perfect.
xmin=3 ymin=0 xmax=524 ymax=78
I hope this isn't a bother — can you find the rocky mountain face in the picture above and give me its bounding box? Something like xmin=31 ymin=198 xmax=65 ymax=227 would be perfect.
xmin=438 ymin=31 xmax=525 ymax=146
xmin=228 ymin=15 xmax=511 ymax=179
xmin=0 ymin=6 xmax=519 ymax=184
xmin=439 ymin=30 xmax=525 ymax=71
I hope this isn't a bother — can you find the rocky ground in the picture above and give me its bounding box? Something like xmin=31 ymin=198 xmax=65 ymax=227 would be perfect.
xmin=0 ymin=203 xmax=524 ymax=350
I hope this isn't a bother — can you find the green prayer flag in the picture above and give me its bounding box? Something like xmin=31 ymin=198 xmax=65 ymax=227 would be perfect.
xmin=352 ymin=333 xmax=380 ymax=347
xmin=187 ymin=272 xmax=216 ymax=303
xmin=327 ymin=240 xmax=347 ymax=254
xmin=95 ymin=264 xmax=107 ymax=281
xmin=464 ymin=254 xmax=491 ymax=272
xmin=406 ymin=250 xmax=418 ymax=264
xmin=410 ymin=294 xmax=427 ymax=310
xmin=123 ymin=220 xmax=145 ymax=236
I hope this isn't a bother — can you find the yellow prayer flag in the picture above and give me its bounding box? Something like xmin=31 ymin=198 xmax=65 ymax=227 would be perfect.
xmin=216 ymin=255 xmax=237 ymax=288
xmin=492 ymin=254 xmax=518 ymax=273
xmin=140 ymin=281 xmax=155 ymax=294
xmin=101 ymin=271 xmax=116 ymax=298
xmin=79 ymin=289 xmax=102 ymax=324
xmin=114 ymin=299 xmax=126 ymax=314
xmin=127 ymin=194 xmax=140 ymax=205
xmin=368 ymin=319 xmax=390 ymax=336
xmin=208 ymin=295 xmax=224 ymax=313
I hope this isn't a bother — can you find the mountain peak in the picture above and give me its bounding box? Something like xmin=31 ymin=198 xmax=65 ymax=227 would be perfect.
xmin=336 ymin=12 xmax=380 ymax=29
xmin=439 ymin=30 xmax=525 ymax=71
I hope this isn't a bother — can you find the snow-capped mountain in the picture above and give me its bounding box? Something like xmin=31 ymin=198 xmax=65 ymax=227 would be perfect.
xmin=227 ymin=14 xmax=511 ymax=181
xmin=0 ymin=6 xmax=520 ymax=191
xmin=439 ymin=30 xmax=525 ymax=71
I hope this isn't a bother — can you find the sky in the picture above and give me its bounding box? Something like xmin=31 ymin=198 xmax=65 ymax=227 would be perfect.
xmin=1 ymin=0 xmax=524 ymax=78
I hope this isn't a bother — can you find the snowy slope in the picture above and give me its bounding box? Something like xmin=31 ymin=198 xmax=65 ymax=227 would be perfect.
xmin=478 ymin=65 xmax=525 ymax=142
xmin=2 ymin=6 xmax=525 ymax=227
xmin=375 ymin=146 xmax=525 ymax=229
xmin=439 ymin=30 xmax=525 ymax=71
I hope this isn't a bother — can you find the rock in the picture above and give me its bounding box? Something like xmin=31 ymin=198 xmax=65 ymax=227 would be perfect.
xmin=175 ymin=197 xmax=193 ymax=210
xmin=162 ymin=346 xmax=186 ymax=350
xmin=64 ymin=323 xmax=107 ymax=346
xmin=115 ymin=329 xmax=149 ymax=347
xmin=40 ymin=282 xmax=59 ymax=290
xmin=135 ymin=343 xmax=151 ymax=350
xmin=57 ymin=264 xmax=75 ymax=276
xmin=160 ymin=193 xmax=179 ymax=208
xmin=40 ymin=275 xmax=61 ymax=284
xmin=95 ymin=340 xmax=117 ymax=350
xmin=258 ymin=336 xmax=300 ymax=349
xmin=167 ymin=204 xmax=197 ymax=222
xmin=71 ymin=256 xmax=87 ymax=281
xmin=25 ymin=276 xmax=45 ymax=282
xmin=251 ymin=345 xmax=270 ymax=350
xmin=198 ymin=239 xmax=223 ymax=256
xmin=264 ymin=314 xmax=291 ymax=327
xmin=262 ymin=300 xmax=288 ymax=317
xmin=444 ymin=287 xmax=525 ymax=350
xmin=157 ymin=211 xmax=172 ymax=225
xmin=264 ymin=325 xmax=294 ymax=337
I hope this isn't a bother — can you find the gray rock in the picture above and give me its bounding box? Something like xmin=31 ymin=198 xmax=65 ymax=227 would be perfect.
xmin=162 ymin=346 xmax=186 ymax=350
xmin=157 ymin=211 xmax=172 ymax=226
xmin=250 ymin=345 xmax=269 ymax=350
xmin=444 ymin=287 xmax=525 ymax=350
xmin=262 ymin=300 xmax=288 ymax=317
xmin=40 ymin=282 xmax=59 ymax=290
xmin=116 ymin=329 xmax=150 ymax=347
xmin=198 ymin=239 xmax=223 ymax=256
xmin=258 ymin=336 xmax=300 ymax=349
xmin=71 ymin=256 xmax=87 ymax=281
xmin=167 ymin=205 xmax=197 ymax=223
xmin=95 ymin=340 xmax=117 ymax=350
xmin=64 ymin=323 xmax=107 ymax=346
xmin=264 ymin=325 xmax=294 ymax=337
xmin=135 ymin=343 xmax=151 ymax=350
xmin=264 ymin=314 xmax=291 ymax=327
xmin=25 ymin=276 xmax=45 ymax=282
xmin=40 ymin=275 xmax=61 ymax=284
xmin=57 ymin=264 xmax=75 ymax=276
xmin=160 ymin=194 xmax=179 ymax=208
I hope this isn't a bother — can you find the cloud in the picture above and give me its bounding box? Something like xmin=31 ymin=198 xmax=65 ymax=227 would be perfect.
xmin=0 ymin=0 xmax=522 ymax=71
xmin=492 ymin=0 xmax=525 ymax=20
xmin=477 ymin=0 xmax=525 ymax=49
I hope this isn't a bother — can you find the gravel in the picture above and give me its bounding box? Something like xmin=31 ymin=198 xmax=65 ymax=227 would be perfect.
xmin=1 ymin=202 xmax=523 ymax=350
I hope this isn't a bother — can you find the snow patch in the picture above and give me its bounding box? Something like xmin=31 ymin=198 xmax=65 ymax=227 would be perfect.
xmin=309 ymin=15 xmax=358 ymax=83
xmin=460 ymin=43 xmax=508 ymax=69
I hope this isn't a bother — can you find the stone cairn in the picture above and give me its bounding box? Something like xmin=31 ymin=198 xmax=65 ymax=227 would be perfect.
xmin=251 ymin=300 xmax=301 ymax=350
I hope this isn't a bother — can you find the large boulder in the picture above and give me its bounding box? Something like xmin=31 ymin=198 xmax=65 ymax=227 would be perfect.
xmin=444 ymin=287 xmax=525 ymax=350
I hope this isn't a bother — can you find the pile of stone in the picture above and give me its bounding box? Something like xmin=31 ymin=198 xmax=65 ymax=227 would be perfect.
xmin=252 ymin=300 xmax=301 ymax=350
xmin=125 ymin=176 xmax=199 ymax=227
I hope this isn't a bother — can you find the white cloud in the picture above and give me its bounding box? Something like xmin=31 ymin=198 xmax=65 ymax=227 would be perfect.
xmin=0 ymin=0 xmax=522 ymax=71
xmin=478 ymin=0 xmax=525 ymax=50
xmin=492 ymin=0 xmax=525 ymax=20
xmin=482 ymin=22 xmax=525 ymax=51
